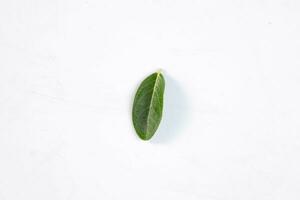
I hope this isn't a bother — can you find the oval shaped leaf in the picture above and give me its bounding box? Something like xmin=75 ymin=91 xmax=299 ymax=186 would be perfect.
xmin=132 ymin=71 xmax=165 ymax=140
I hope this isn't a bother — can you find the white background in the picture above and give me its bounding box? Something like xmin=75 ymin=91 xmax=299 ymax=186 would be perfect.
xmin=1 ymin=0 xmax=300 ymax=199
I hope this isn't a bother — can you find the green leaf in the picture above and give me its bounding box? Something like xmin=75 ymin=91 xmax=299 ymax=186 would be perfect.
xmin=132 ymin=70 xmax=165 ymax=140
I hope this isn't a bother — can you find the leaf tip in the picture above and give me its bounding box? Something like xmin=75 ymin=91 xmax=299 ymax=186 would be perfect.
xmin=157 ymin=69 xmax=163 ymax=75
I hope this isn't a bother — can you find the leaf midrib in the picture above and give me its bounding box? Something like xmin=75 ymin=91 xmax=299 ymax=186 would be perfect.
xmin=145 ymin=72 xmax=161 ymax=136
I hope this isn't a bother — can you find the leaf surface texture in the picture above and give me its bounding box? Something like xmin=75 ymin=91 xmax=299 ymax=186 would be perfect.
xmin=132 ymin=71 xmax=165 ymax=140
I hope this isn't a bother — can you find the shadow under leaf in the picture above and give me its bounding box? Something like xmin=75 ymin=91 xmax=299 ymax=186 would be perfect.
xmin=151 ymin=73 xmax=188 ymax=144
